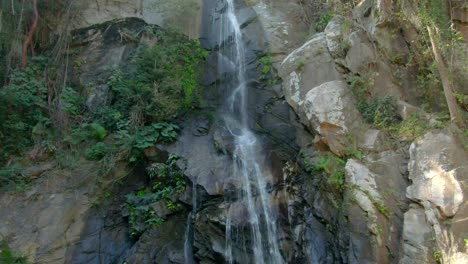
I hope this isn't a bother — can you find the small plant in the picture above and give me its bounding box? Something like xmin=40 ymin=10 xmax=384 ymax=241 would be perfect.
xmin=375 ymin=202 xmax=391 ymax=218
xmin=0 ymin=240 xmax=29 ymax=264
xmin=61 ymin=86 xmax=83 ymax=116
xmin=258 ymin=55 xmax=273 ymax=78
xmin=122 ymin=154 xmax=186 ymax=238
xmin=313 ymin=153 xmax=346 ymax=190
xmin=126 ymin=123 xmax=179 ymax=162
xmin=85 ymin=142 xmax=108 ymax=161
xmin=389 ymin=113 xmax=429 ymax=141
xmin=315 ymin=12 xmax=334 ymax=32
xmin=295 ymin=60 xmax=305 ymax=71
xmin=433 ymin=250 xmax=443 ymax=263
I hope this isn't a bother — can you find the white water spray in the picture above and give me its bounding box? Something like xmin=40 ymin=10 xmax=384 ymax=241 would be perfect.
xmin=220 ymin=0 xmax=284 ymax=263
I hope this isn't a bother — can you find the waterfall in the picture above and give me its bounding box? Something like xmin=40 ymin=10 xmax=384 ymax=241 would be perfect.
xmin=184 ymin=179 xmax=197 ymax=264
xmin=220 ymin=0 xmax=284 ymax=263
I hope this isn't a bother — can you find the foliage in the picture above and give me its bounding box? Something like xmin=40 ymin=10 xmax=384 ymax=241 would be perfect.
xmin=61 ymin=86 xmax=83 ymax=116
xmin=310 ymin=153 xmax=346 ymax=191
xmin=258 ymin=55 xmax=273 ymax=81
xmin=0 ymin=166 xmax=26 ymax=190
xmin=108 ymin=29 xmax=207 ymax=125
xmin=115 ymin=122 xmax=179 ymax=163
xmin=0 ymin=58 xmax=49 ymax=164
xmin=433 ymin=250 xmax=443 ymax=263
xmin=85 ymin=142 xmax=108 ymax=161
xmin=364 ymin=96 xmax=399 ymax=128
xmin=315 ymin=12 xmax=333 ymax=32
xmin=389 ymin=113 xmax=429 ymax=141
xmin=64 ymin=122 xmax=108 ymax=145
xmin=0 ymin=240 xmax=29 ymax=264
xmin=122 ymin=154 xmax=186 ymax=238
xmin=349 ymin=75 xmax=400 ymax=128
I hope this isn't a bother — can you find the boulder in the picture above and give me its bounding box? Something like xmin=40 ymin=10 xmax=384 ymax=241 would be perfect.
xmin=399 ymin=208 xmax=432 ymax=264
xmin=324 ymin=15 xmax=348 ymax=58
xmin=396 ymin=100 xmax=428 ymax=120
xmin=345 ymin=31 xmax=376 ymax=74
xmin=401 ymin=128 xmax=468 ymax=263
xmin=406 ymin=130 xmax=465 ymax=218
xmin=302 ymin=81 xmax=365 ymax=155
xmin=279 ymin=34 xmax=342 ymax=115
xmin=71 ymin=0 xmax=203 ymax=38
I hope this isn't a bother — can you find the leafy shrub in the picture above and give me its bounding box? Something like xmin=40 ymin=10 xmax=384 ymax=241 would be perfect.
xmin=362 ymin=96 xmax=399 ymax=127
xmin=108 ymin=28 xmax=207 ymax=124
xmin=64 ymin=122 xmax=108 ymax=145
xmin=389 ymin=113 xmax=429 ymax=141
xmin=126 ymin=122 xmax=179 ymax=162
xmin=61 ymin=86 xmax=83 ymax=116
xmin=315 ymin=12 xmax=334 ymax=32
xmin=0 ymin=58 xmax=49 ymax=163
xmin=85 ymin=142 xmax=108 ymax=161
xmin=311 ymin=153 xmax=346 ymax=190
xmin=0 ymin=240 xmax=29 ymax=264
xmin=350 ymin=75 xmax=399 ymax=128
xmin=122 ymin=154 xmax=186 ymax=238
xmin=0 ymin=166 xmax=24 ymax=190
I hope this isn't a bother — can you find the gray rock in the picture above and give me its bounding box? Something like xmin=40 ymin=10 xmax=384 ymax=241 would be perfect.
xmin=407 ymin=130 xmax=465 ymax=217
xmin=345 ymin=31 xmax=376 ymax=74
xmin=279 ymin=34 xmax=342 ymax=115
xmin=396 ymin=100 xmax=428 ymax=120
xmin=399 ymin=208 xmax=432 ymax=264
xmin=324 ymin=15 xmax=347 ymax=58
xmin=85 ymin=84 xmax=109 ymax=112
xmin=302 ymin=81 xmax=365 ymax=155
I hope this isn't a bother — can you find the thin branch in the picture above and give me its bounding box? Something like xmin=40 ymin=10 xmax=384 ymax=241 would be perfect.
xmin=21 ymin=0 xmax=39 ymax=69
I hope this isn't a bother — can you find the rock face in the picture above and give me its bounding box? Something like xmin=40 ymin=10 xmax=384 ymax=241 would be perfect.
xmin=344 ymin=150 xmax=408 ymax=264
xmin=401 ymin=129 xmax=468 ymax=263
xmin=70 ymin=0 xmax=203 ymax=38
xmin=2 ymin=1 xmax=468 ymax=264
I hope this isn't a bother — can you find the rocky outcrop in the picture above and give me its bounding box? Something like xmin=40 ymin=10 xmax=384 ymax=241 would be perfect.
xmin=344 ymin=149 xmax=409 ymax=264
xmin=401 ymin=128 xmax=468 ymax=264
xmin=70 ymin=0 xmax=202 ymax=38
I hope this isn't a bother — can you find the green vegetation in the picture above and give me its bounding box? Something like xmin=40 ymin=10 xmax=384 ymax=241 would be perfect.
xmin=312 ymin=153 xmax=346 ymax=190
xmin=122 ymin=155 xmax=186 ymax=238
xmin=0 ymin=58 xmax=49 ymax=164
xmin=0 ymin=240 xmax=29 ymax=264
xmin=432 ymin=250 xmax=443 ymax=263
xmin=349 ymin=75 xmax=400 ymax=128
xmin=107 ymin=29 xmax=207 ymax=125
xmin=349 ymin=74 xmax=433 ymax=141
xmin=315 ymin=12 xmax=333 ymax=32
xmin=0 ymin=22 xmax=206 ymax=190
xmin=258 ymin=55 xmax=272 ymax=77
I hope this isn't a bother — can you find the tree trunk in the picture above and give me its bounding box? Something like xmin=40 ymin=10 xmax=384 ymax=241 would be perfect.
xmin=427 ymin=25 xmax=465 ymax=128
xmin=21 ymin=0 xmax=38 ymax=69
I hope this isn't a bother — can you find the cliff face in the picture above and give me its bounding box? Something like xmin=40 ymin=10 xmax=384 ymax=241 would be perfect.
xmin=0 ymin=1 xmax=467 ymax=263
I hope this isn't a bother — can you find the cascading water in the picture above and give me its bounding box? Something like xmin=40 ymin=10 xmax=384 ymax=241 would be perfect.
xmin=184 ymin=180 xmax=197 ymax=264
xmin=219 ymin=0 xmax=284 ymax=263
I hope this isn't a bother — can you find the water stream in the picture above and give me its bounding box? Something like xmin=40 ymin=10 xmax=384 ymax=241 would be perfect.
xmin=220 ymin=0 xmax=284 ymax=263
